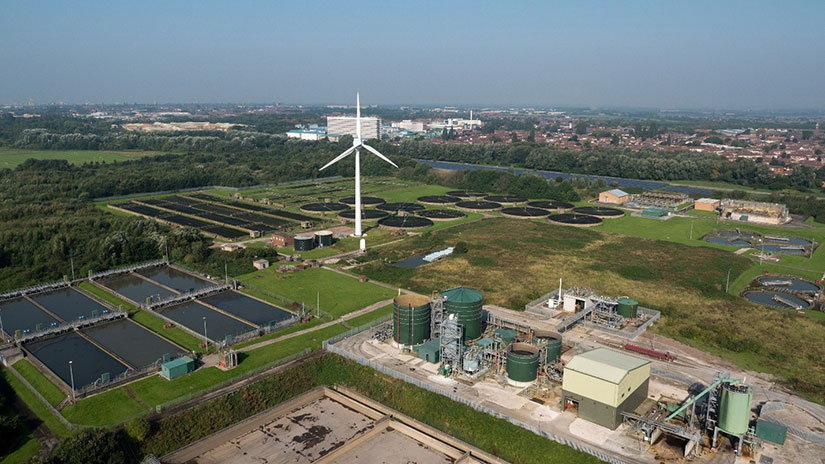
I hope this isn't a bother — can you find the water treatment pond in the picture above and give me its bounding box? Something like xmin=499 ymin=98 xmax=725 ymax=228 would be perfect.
xmin=83 ymin=319 xmax=184 ymax=369
xmin=31 ymin=288 xmax=110 ymax=322
xmin=756 ymin=276 xmax=820 ymax=293
xmin=200 ymin=292 xmax=293 ymax=327
xmin=138 ymin=266 xmax=212 ymax=293
xmin=743 ymin=291 xmax=811 ymax=309
xmin=25 ymin=332 xmax=128 ymax=388
xmin=0 ymin=298 xmax=58 ymax=337
xmin=100 ymin=274 xmax=174 ymax=304
xmin=158 ymin=301 xmax=255 ymax=342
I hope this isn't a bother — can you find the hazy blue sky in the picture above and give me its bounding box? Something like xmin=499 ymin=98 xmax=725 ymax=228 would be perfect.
xmin=1 ymin=1 xmax=823 ymax=109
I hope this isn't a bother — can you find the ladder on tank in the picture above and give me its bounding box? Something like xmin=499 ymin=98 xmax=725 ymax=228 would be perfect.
xmin=431 ymin=292 xmax=444 ymax=339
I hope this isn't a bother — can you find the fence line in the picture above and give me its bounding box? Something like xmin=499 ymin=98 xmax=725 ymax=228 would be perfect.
xmin=324 ymin=333 xmax=629 ymax=464
xmin=761 ymin=401 xmax=825 ymax=446
xmin=220 ymin=316 xmax=300 ymax=348
xmin=242 ymin=283 xmax=334 ymax=321
xmin=145 ymin=284 xmax=231 ymax=310
xmin=4 ymin=362 xmax=76 ymax=430
xmin=89 ymin=259 xmax=167 ymax=281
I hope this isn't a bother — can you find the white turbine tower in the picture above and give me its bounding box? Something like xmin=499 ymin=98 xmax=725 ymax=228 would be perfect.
xmin=320 ymin=93 xmax=397 ymax=250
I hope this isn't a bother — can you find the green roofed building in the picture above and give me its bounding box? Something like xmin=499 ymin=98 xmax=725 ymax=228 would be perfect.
xmin=161 ymin=356 xmax=195 ymax=380
xmin=414 ymin=337 xmax=440 ymax=363
xmin=562 ymin=348 xmax=650 ymax=429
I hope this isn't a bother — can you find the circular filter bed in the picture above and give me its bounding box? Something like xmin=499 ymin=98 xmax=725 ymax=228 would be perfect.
xmin=418 ymin=209 xmax=466 ymax=220
xmin=484 ymin=195 xmax=527 ymax=204
xmin=742 ymin=291 xmax=812 ymax=309
xmin=378 ymin=216 xmax=434 ymax=228
xmin=417 ymin=195 xmax=461 ymax=204
xmin=301 ymin=202 xmax=350 ymax=212
xmin=501 ymin=207 xmax=551 ymax=218
xmin=339 ymin=209 xmax=389 ymax=220
xmin=527 ymin=200 xmax=574 ymax=210
xmin=376 ymin=202 xmax=426 ymax=212
xmin=755 ymin=276 xmax=820 ymax=293
xmin=455 ymin=200 xmax=502 ymax=211
xmin=339 ymin=196 xmax=385 ymax=206
xmin=571 ymin=206 xmax=624 ymax=217
xmin=548 ymin=213 xmax=603 ymax=227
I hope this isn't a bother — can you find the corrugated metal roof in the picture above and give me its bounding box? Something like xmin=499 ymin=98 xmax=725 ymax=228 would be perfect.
xmin=162 ymin=356 xmax=193 ymax=369
xmin=442 ymin=287 xmax=482 ymax=303
xmin=605 ymin=189 xmax=628 ymax=197
xmin=565 ymin=348 xmax=649 ymax=384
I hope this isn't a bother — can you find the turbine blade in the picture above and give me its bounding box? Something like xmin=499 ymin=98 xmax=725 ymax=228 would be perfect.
xmin=362 ymin=144 xmax=398 ymax=168
xmin=319 ymin=145 xmax=356 ymax=171
xmin=356 ymin=92 xmax=362 ymax=142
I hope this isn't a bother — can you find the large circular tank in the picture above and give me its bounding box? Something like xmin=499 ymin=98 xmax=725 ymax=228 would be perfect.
xmin=442 ymin=287 xmax=483 ymax=341
xmin=392 ymin=294 xmax=431 ymax=346
xmin=617 ymin=297 xmax=639 ymax=318
xmin=294 ymin=234 xmax=316 ymax=251
xmin=544 ymin=336 xmax=562 ymax=363
xmin=718 ymin=383 xmax=753 ymax=436
xmin=315 ymin=230 xmax=334 ymax=247
xmin=506 ymin=343 xmax=539 ymax=382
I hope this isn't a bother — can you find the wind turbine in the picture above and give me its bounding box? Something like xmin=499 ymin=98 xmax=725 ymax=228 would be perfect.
xmin=320 ymin=93 xmax=397 ymax=250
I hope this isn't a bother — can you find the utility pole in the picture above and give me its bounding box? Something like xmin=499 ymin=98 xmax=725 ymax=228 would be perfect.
xmin=224 ymin=260 xmax=228 ymax=284
xmin=70 ymin=255 xmax=75 ymax=281
xmin=690 ymin=221 xmax=694 ymax=240
xmin=202 ymin=316 xmax=208 ymax=349
xmin=69 ymin=360 xmax=76 ymax=403
xmin=725 ymin=268 xmax=732 ymax=293
xmin=317 ymin=292 xmax=320 ymax=318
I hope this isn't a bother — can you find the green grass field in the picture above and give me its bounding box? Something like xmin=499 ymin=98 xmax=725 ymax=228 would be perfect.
xmin=12 ymin=360 xmax=65 ymax=407
xmin=1 ymin=366 xmax=71 ymax=437
xmin=343 ymin=303 xmax=393 ymax=328
xmin=238 ymin=267 xmax=392 ymax=318
xmin=0 ymin=148 xmax=163 ymax=168
xmin=77 ymin=281 xmax=136 ymax=311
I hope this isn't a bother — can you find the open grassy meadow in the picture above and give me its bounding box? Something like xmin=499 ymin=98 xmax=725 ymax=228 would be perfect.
xmin=360 ymin=217 xmax=825 ymax=403
xmin=0 ymin=148 xmax=163 ymax=168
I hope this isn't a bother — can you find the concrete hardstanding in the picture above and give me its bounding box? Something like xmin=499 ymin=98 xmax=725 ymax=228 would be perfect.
xmin=562 ymin=378 xmax=650 ymax=430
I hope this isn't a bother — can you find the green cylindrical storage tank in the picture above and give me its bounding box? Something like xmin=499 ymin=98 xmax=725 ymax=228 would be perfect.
xmin=617 ymin=297 xmax=638 ymax=319
xmin=718 ymin=383 xmax=753 ymax=436
xmin=544 ymin=336 xmax=562 ymax=363
xmin=315 ymin=230 xmax=334 ymax=247
xmin=506 ymin=343 xmax=539 ymax=382
xmin=392 ymin=294 xmax=431 ymax=346
xmin=294 ymin=234 xmax=316 ymax=251
xmin=494 ymin=328 xmax=517 ymax=345
xmin=442 ymin=287 xmax=483 ymax=341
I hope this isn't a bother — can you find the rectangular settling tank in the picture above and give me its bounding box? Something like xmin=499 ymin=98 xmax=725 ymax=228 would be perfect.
xmin=157 ymin=301 xmax=255 ymax=342
xmin=24 ymin=332 xmax=129 ymax=388
xmin=138 ymin=266 xmax=212 ymax=293
xmin=0 ymin=298 xmax=59 ymax=337
xmin=31 ymin=288 xmax=111 ymax=322
xmin=100 ymin=274 xmax=174 ymax=304
xmin=82 ymin=319 xmax=184 ymax=369
xmin=200 ymin=292 xmax=293 ymax=327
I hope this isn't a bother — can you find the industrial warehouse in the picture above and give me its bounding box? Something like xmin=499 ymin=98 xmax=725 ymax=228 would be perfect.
xmin=327 ymin=282 xmax=824 ymax=463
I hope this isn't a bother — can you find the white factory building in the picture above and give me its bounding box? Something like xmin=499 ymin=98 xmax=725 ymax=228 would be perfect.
xmin=327 ymin=116 xmax=381 ymax=140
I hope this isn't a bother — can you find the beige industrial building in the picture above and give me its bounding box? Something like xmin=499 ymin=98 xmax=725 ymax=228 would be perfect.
xmin=562 ymin=348 xmax=651 ymax=430
xmin=720 ymin=199 xmax=791 ymax=225
xmin=694 ymin=198 xmax=721 ymax=212
xmin=327 ymin=116 xmax=381 ymax=140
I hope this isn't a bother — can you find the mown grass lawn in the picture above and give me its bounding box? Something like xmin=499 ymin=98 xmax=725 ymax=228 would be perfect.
xmin=0 ymin=367 xmax=71 ymax=437
xmin=12 ymin=359 xmax=65 ymax=407
xmin=238 ymin=267 xmax=392 ymax=318
xmin=343 ymin=303 xmax=393 ymax=328
xmin=0 ymin=148 xmax=164 ymax=169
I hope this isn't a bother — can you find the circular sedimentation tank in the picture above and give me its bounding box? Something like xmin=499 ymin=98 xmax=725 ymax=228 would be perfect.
xmin=548 ymin=213 xmax=603 ymax=227
xmin=442 ymin=287 xmax=483 ymax=341
xmin=617 ymin=297 xmax=639 ymax=318
xmin=301 ymin=202 xmax=349 ymax=212
xmin=755 ymin=275 xmax=820 ymax=293
xmin=571 ymin=206 xmax=624 ymax=217
xmin=455 ymin=200 xmax=502 ymax=211
xmin=339 ymin=196 xmax=385 ymax=206
xmin=742 ymin=291 xmax=812 ymax=309
xmin=377 ymin=216 xmax=434 ymax=228
xmin=418 ymin=195 xmax=461 ymax=204
xmin=376 ymin=202 xmax=426 ymax=212
xmin=294 ymin=234 xmax=316 ymax=251
xmin=718 ymin=383 xmax=753 ymax=436
xmin=338 ymin=209 xmax=389 ymax=220
xmin=315 ymin=230 xmax=334 ymax=247
xmin=500 ymin=207 xmax=551 ymax=218
xmin=418 ymin=209 xmax=466 ymax=220
xmin=484 ymin=195 xmax=527 ymax=204
xmin=392 ymin=294 xmax=431 ymax=346
xmin=506 ymin=343 xmax=540 ymax=382
xmin=494 ymin=328 xmax=516 ymax=345
xmin=527 ymin=200 xmax=575 ymax=211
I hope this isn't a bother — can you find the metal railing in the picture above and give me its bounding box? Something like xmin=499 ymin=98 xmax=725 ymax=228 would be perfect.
xmin=145 ymin=284 xmax=231 ymax=310
xmin=89 ymin=259 xmax=167 ymax=281
xmin=13 ymin=310 xmax=127 ymax=344
xmin=219 ymin=316 xmax=300 ymax=348
xmin=0 ymin=279 xmax=70 ymax=301
xmin=73 ymin=351 xmax=193 ymax=399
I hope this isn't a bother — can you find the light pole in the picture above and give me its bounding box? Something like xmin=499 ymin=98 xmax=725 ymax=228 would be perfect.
xmin=68 ymin=360 xmax=75 ymax=403
xmin=202 ymin=316 xmax=208 ymax=349
xmin=725 ymin=268 xmax=732 ymax=293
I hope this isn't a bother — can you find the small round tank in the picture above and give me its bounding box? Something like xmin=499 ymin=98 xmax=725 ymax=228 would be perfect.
xmin=718 ymin=382 xmax=753 ymax=436
xmin=617 ymin=297 xmax=638 ymax=318
xmin=544 ymin=336 xmax=562 ymax=363
xmin=463 ymin=351 xmax=479 ymax=373
xmin=294 ymin=234 xmax=316 ymax=251
xmin=494 ymin=328 xmax=517 ymax=345
xmin=315 ymin=230 xmax=334 ymax=247
xmin=506 ymin=343 xmax=539 ymax=382
xmin=392 ymin=294 xmax=431 ymax=346
xmin=442 ymin=287 xmax=483 ymax=341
